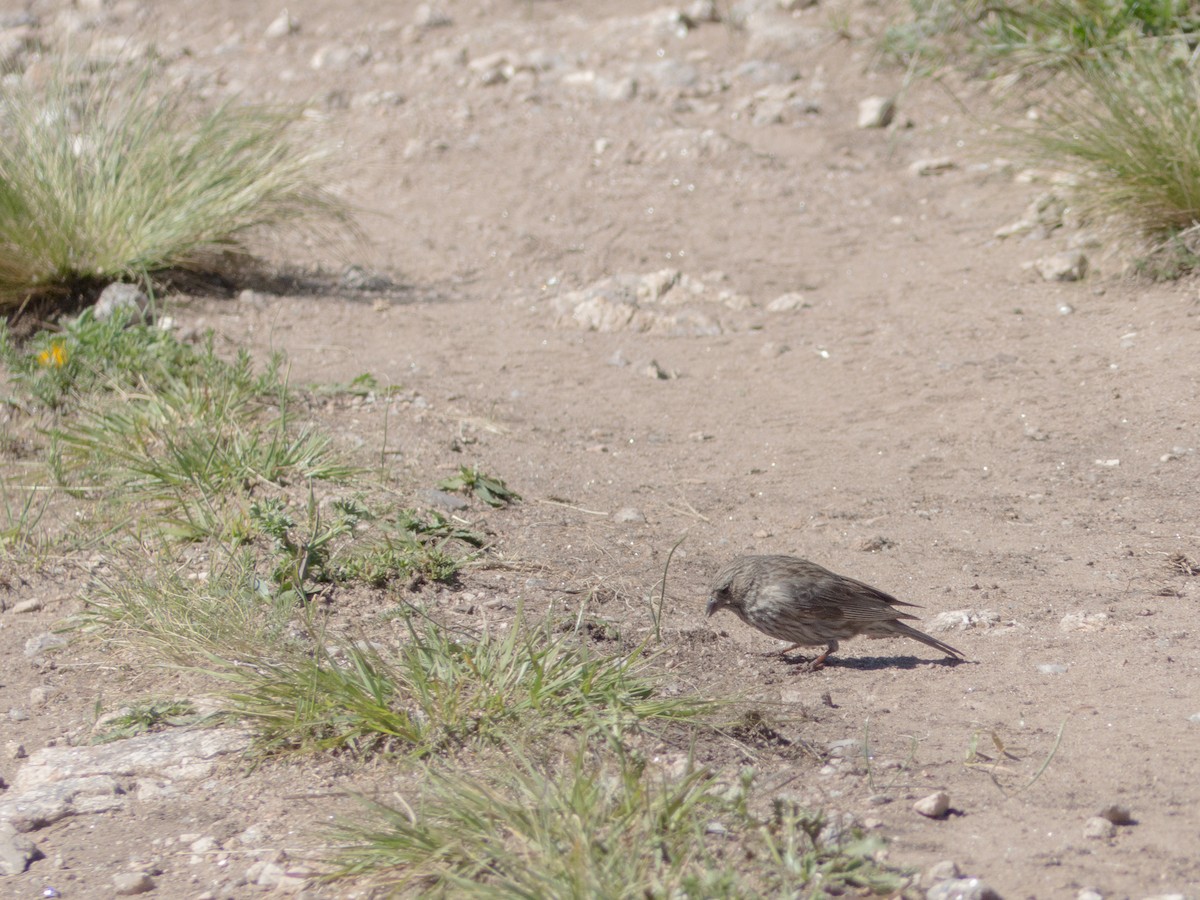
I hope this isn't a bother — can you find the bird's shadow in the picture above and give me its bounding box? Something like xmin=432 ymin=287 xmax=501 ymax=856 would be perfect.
xmin=780 ymin=653 xmax=971 ymax=671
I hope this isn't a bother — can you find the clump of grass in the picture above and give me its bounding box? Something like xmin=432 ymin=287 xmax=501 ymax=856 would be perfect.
xmin=0 ymin=58 xmax=350 ymax=308
xmin=211 ymin=611 xmax=712 ymax=757
xmin=80 ymin=551 xmax=301 ymax=660
xmin=881 ymin=0 xmax=1200 ymax=75
xmin=331 ymin=747 xmax=908 ymax=896
xmin=1024 ymin=47 xmax=1200 ymax=242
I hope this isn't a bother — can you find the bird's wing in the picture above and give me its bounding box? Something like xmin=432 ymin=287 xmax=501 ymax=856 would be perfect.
xmin=802 ymin=573 xmax=921 ymax=624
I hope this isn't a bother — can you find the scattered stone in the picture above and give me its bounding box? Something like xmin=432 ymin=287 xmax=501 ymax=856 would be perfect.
xmin=9 ymin=597 xmax=43 ymax=614
xmin=857 ymin=96 xmax=895 ymax=129
xmin=1095 ymin=459 xmax=1120 ymax=467
xmin=612 ymin=507 xmax=646 ymax=524
xmin=913 ymin=790 xmax=950 ymax=819
xmin=339 ymin=264 xmax=394 ymax=291
xmin=1060 ymin=612 xmax=1109 ymax=633
xmin=759 ymin=341 xmax=789 ymax=358
xmin=0 ymin=820 xmax=41 ymax=876
xmin=826 ymin=738 xmax=862 ymax=757
xmin=112 ymin=871 xmax=155 ymax=895
xmin=1083 ymin=816 xmax=1116 ymax=839
xmin=264 ymin=9 xmax=299 ymax=38
xmin=1099 ymin=804 xmax=1135 ymax=825
xmin=1057 ymin=303 xmax=1074 ymax=315
xmin=995 ymin=192 xmax=1065 ymax=239
xmin=867 ymin=793 xmax=892 ymax=806
xmin=927 ymin=878 xmax=1002 ymax=900
xmin=420 ymin=489 xmax=470 ymax=511
xmin=910 ymin=157 xmax=956 ymax=177
xmin=93 ymin=283 xmax=149 ymax=323
xmin=1035 ymin=250 xmax=1088 ymax=282
xmin=1188 ymin=712 xmax=1200 ymax=723
xmin=927 ymin=610 xmax=1000 ymax=632
xmin=1076 ymin=890 xmax=1103 ymax=900
xmin=23 ymin=632 xmax=68 ymax=659
xmin=643 ymin=360 xmax=677 ymax=379
xmin=1037 ymin=663 xmax=1068 ymax=675
xmin=413 ymin=3 xmax=452 ymax=28
xmin=7 ymin=708 xmax=28 ymax=722
xmin=926 ymin=860 xmax=962 ymax=883
xmin=5 ymin=742 xmax=26 ymax=760
xmin=858 ymin=535 xmax=894 ymax=552
xmin=766 ymin=292 xmax=807 ymax=312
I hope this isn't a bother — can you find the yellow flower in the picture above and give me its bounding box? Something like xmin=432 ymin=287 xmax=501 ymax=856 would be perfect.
xmin=37 ymin=341 xmax=67 ymax=368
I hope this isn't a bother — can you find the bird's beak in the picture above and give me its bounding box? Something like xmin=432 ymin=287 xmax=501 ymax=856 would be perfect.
xmin=705 ymin=595 xmax=721 ymax=617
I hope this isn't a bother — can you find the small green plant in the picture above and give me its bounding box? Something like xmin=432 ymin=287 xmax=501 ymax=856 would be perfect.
xmin=210 ymin=611 xmax=711 ymax=757
xmin=91 ymin=698 xmax=203 ymax=743
xmin=0 ymin=58 xmax=350 ymax=307
xmin=963 ymin=720 xmax=1066 ymax=797
xmin=438 ymin=465 xmax=521 ymax=508
xmin=251 ymin=493 xmax=368 ymax=599
xmin=330 ymin=746 xmax=908 ymax=896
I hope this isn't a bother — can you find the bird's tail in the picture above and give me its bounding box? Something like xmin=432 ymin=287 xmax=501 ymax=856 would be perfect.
xmin=890 ymin=621 xmax=964 ymax=660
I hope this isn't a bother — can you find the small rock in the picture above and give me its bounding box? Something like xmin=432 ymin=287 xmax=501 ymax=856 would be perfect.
xmin=643 ymin=360 xmax=676 ymax=380
xmin=759 ymin=341 xmax=789 ymax=358
xmin=24 ymin=632 xmax=68 ymax=658
xmin=9 ymin=598 xmax=43 ymax=614
xmin=927 ymin=609 xmax=1000 ymax=631
xmin=1057 ymin=302 xmax=1074 ymax=315
xmin=857 ymin=535 xmax=894 ymax=553
xmin=926 ymin=878 xmax=1002 ymax=900
xmin=29 ymin=686 xmax=51 ymax=706
xmin=1189 ymin=712 xmax=1200 ymax=723
xmin=1060 ymin=612 xmax=1108 ymax=633
xmin=612 ymin=507 xmax=646 ymax=524
xmin=0 ymin=821 xmax=40 ymax=876
xmin=826 ymin=738 xmax=862 ymax=757
xmin=867 ymin=794 xmax=892 ymax=806
xmin=112 ymin=871 xmax=155 ymax=895
xmin=1099 ymin=804 xmax=1134 ymax=825
xmin=926 ymin=860 xmax=962 ymax=883
xmin=339 ymin=265 xmax=393 ymax=291
xmin=413 ymin=3 xmax=452 ymax=27
xmin=420 ymin=489 xmax=470 ymax=512
xmin=264 ymin=10 xmax=299 ymax=38
xmin=1076 ymin=890 xmax=1103 ymax=900
xmin=766 ymin=292 xmax=807 ymax=312
xmin=5 ymin=741 xmax=27 ymax=759
xmin=8 ymin=707 xmax=29 ymax=722
xmin=910 ymin=157 xmax=956 ymax=176
xmin=1037 ymin=663 xmax=1068 ymax=675
xmin=1035 ymin=250 xmax=1088 ymax=282
xmin=857 ymin=95 xmax=895 ymax=128
xmin=1083 ymin=816 xmax=1116 ymax=839
xmin=93 ymin=283 xmax=149 ymax=323
xmin=913 ymin=790 xmax=950 ymax=818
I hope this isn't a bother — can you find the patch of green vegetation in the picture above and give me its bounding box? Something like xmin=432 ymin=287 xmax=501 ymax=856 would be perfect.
xmin=1026 ymin=46 xmax=1200 ymax=243
xmin=80 ymin=551 xmax=301 ymax=660
xmin=211 ymin=611 xmax=711 ymax=758
xmin=882 ymin=0 xmax=1200 ymax=74
xmin=91 ymin=698 xmax=204 ymax=744
xmin=0 ymin=58 xmax=350 ymax=308
xmin=331 ymin=746 xmax=909 ymax=897
xmin=438 ymin=465 xmax=521 ymax=508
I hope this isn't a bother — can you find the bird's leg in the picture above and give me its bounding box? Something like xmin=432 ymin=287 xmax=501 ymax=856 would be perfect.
xmin=769 ymin=642 xmax=806 ymax=658
xmin=802 ymin=641 xmax=838 ymax=672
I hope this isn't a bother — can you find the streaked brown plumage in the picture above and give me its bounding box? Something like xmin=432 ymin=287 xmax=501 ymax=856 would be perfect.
xmin=706 ymin=555 xmax=963 ymax=669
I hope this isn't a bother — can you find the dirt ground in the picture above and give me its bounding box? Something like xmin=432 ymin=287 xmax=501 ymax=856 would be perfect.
xmin=3 ymin=0 xmax=1200 ymax=897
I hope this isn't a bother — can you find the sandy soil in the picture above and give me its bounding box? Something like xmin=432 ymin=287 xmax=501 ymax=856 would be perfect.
xmin=3 ymin=0 xmax=1200 ymax=897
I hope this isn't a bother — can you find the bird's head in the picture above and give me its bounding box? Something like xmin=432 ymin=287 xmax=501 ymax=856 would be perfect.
xmin=706 ymin=565 xmax=743 ymax=617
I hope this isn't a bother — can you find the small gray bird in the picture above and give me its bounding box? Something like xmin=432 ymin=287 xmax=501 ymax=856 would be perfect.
xmin=707 ymin=555 xmax=963 ymax=669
